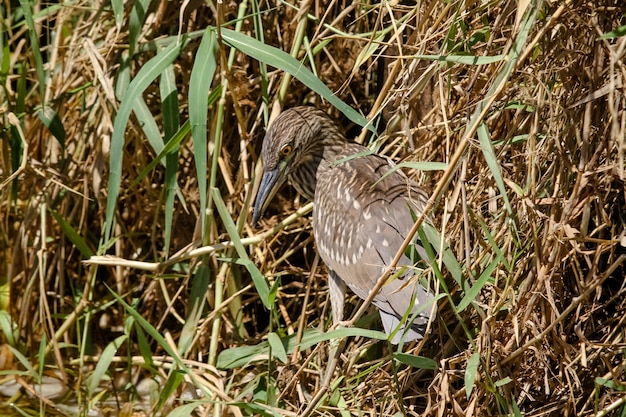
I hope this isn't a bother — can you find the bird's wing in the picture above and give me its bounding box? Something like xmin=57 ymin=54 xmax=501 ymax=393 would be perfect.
xmin=313 ymin=151 xmax=434 ymax=323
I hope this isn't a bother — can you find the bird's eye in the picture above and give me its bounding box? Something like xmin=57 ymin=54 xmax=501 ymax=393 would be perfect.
xmin=280 ymin=144 xmax=293 ymax=156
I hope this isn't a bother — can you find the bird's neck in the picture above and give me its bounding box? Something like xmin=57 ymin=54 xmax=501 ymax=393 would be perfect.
xmin=289 ymin=133 xmax=351 ymax=201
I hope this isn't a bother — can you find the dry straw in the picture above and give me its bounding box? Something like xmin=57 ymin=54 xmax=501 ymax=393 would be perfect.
xmin=1 ymin=0 xmax=625 ymax=415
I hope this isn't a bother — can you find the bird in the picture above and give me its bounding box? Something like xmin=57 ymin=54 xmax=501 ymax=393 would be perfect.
xmin=252 ymin=106 xmax=437 ymax=344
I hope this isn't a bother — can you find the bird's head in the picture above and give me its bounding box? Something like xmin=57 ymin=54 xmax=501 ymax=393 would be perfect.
xmin=251 ymin=106 xmax=343 ymax=226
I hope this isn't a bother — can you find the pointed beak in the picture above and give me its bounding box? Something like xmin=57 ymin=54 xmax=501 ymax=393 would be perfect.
xmin=252 ymin=167 xmax=285 ymax=226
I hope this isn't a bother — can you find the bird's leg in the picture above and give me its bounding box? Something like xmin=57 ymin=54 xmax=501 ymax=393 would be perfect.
xmin=301 ymin=271 xmax=348 ymax=417
xmin=328 ymin=270 xmax=350 ymax=329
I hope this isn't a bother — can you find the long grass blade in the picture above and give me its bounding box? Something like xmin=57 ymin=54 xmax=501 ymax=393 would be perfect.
xmin=160 ymin=63 xmax=180 ymax=256
xmin=104 ymin=38 xmax=186 ymax=242
xmin=477 ymin=122 xmax=512 ymax=215
xmin=464 ymin=351 xmax=480 ymax=398
xmin=49 ymin=208 xmax=94 ymax=258
xmin=86 ymin=334 xmax=128 ymax=397
xmin=221 ymin=29 xmax=374 ymax=133
xmin=456 ymin=252 xmax=502 ymax=313
xmin=212 ymin=188 xmax=270 ymax=308
xmin=189 ymin=28 xmax=218 ymax=235
xmin=18 ymin=0 xmax=46 ymax=100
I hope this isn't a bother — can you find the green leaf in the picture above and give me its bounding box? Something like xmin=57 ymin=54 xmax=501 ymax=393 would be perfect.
xmin=37 ymin=106 xmax=66 ymax=150
xmin=179 ymin=264 xmax=210 ymax=356
xmin=267 ymin=332 xmax=288 ymax=364
xmin=87 ymin=334 xmax=128 ymax=396
xmin=465 ymin=352 xmax=480 ymax=398
xmin=0 ymin=311 xmax=16 ymax=346
xmin=221 ymin=29 xmax=374 ymax=134
xmin=167 ymin=402 xmax=204 ymax=417
xmin=212 ymin=188 xmax=271 ymax=308
xmin=217 ymin=327 xmax=386 ymax=369
xmin=421 ymin=222 xmax=463 ymax=287
xmin=129 ymin=0 xmax=150 ymax=54
xmin=511 ymin=395 xmax=523 ymax=417
xmin=105 ymin=38 xmax=187 ymax=242
xmin=477 ymin=122 xmax=512 ymax=216
xmin=135 ymin=322 xmax=154 ymax=368
xmin=396 ymin=161 xmax=448 ymax=171
xmin=107 ymin=285 xmax=186 ymax=369
xmin=413 ymin=54 xmax=504 ymax=65
xmin=110 ymin=0 xmax=124 ymax=29
xmin=599 ymin=24 xmax=626 ymax=39
xmin=129 ymin=120 xmax=191 ymax=189
xmin=495 ymin=376 xmax=512 ymax=387
xmin=160 ymin=62 xmax=180 ymax=255
xmin=156 ymin=371 xmax=185 ymax=411
xmin=133 ymin=96 xmax=164 ymax=159
xmin=456 ymin=251 xmax=501 ymax=312
xmin=595 ymin=377 xmax=626 ymax=391
xmin=8 ymin=346 xmax=37 ymax=379
xmin=49 ymin=208 xmax=94 ymax=258
xmin=189 ymin=28 xmax=218 ymax=234
xmin=393 ymin=352 xmax=438 ymax=370
xmin=18 ymin=0 xmax=46 ymax=99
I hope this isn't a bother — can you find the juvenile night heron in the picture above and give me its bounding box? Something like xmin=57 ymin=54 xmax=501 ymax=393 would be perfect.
xmin=252 ymin=106 xmax=436 ymax=343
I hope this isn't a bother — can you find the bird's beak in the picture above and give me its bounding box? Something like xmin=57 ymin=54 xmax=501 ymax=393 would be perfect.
xmin=252 ymin=167 xmax=286 ymax=226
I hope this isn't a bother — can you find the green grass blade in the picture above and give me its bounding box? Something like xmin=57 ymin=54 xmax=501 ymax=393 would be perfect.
xmin=110 ymin=0 xmax=124 ymax=29
xmin=129 ymin=120 xmax=190 ymax=189
xmin=133 ymin=96 xmax=165 ymax=159
xmin=220 ymin=28 xmax=374 ymax=133
xmin=160 ymin=63 xmax=180 ymax=256
xmin=396 ymin=161 xmax=448 ymax=171
xmin=129 ymin=0 xmax=149 ymax=55
xmin=155 ymin=370 xmax=186 ymax=412
xmin=49 ymin=208 xmax=94 ymax=258
xmin=18 ymin=0 xmax=46 ymax=99
xmin=599 ymin=23 xmax=626 ymax=39
xmin=179 ymin=264 xmax=210 ymax=356
xmin=378 ymin=161 xmax=448 ymax=184
xmin=251 ymin=0 xmax=269 ymax=113
xmin=511 ymin=395 xmax=523 ymax=417
xmin=8 ymin=346 xmax=37 ymax=378
xmin=456 ymin=252 xmax=502 ymax=313
xmin=393 ymin=352 xmax=438 ymax=370
xmin=414 ymin=54 xmax=504 ymax=65
xmin=135 ymin=321 xmax=154 ymax=368
xmin=36 ymin=333 xmax=45 ymax=379
xmin=37 ymin=106 xmax=66 ymax=150
xmin=217 ymin=327 xmax=387 ymax=369
xmin=0 ymin=311 xmax=17 ymax=346
xmin=106 ymin=284 xmax=205 ymax=384
xmin=477 ymin=122 xmax=512 ymax=215
xmin=212 ymin=188 xmax=271 ymax=308
xmin=465 ymin=351 xmax=480 ymax=398
xmin=104 ymin=38 xmax=186 ymax=243
xmin=476 ymin=215 xmax=511 ymax=271
xmin=267 ymin=332 xmax=288 ymax=364
xmin=167 ymin=402 xmax=204 ymax=417
xmin=87 ymin=334 xmax=128 ymax=397
xmin=189 ymin=28 xmax=218 ymax=234
xmin=422 ymin=222 xmax=463 ymax=287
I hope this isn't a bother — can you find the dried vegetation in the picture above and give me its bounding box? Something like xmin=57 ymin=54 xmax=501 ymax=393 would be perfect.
xmin=1 ymin=0 xmax=625 ymax=416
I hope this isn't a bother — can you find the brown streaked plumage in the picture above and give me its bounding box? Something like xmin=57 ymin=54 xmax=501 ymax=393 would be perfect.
xmin=252 ymin=106 xmax=436 ymax=344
